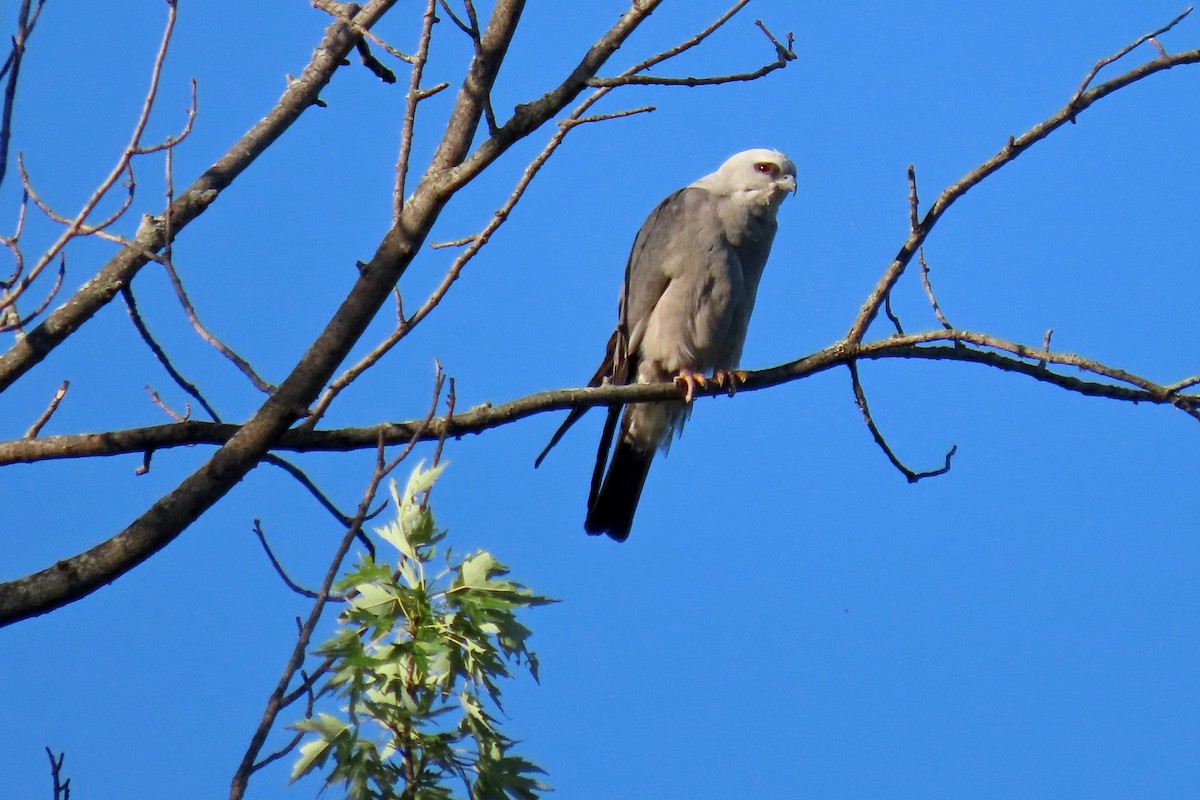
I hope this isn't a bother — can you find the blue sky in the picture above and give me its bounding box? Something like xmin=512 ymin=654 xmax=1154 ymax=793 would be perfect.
xmin=3 ymin=1 xmax=1200 ymax=798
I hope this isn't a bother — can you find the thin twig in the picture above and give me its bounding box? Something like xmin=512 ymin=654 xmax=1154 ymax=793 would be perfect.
xmin=918 ymin=249 xmax=952 ymax=330
xmin=588 ymin=10 xmax=793 ymax=88
xmin=0 ymin=189 xmax=28 ymax=288
xmin=23 ymin=380 xmax=67 ymax=438
xmin=121 ymin=285 xmax=222 ymax=422
xmin=251 ymin=519 xmax=324 ymax=599
xmin=280 ymin=657 xmax=334 ymax=708
xmin=159 ymin=254 xmax=276 ymax=394
xmin=250 ymin=662 xmax=317 ymax=772
xmin=1070 ymin=6 xmax=1193 ymax=109
xmin=429 ymin=235 xmax=475 ymax=249
xmin=46 ymin=747 xmax=70 ymax=800
xmin=906 ymin=164 xmax=920 ymax=233
xmin=883 ymin=294 xmax=904 ymax=335
xmin=146 ymin=386 xmax=190 ymax=422
xmin=0 ymin=0 xmax=48 ymax=191
xmin=262 ymin=454 xmax=357 ymax=530
xmin=421 ymin=365 xmax=453 ymax=512
xmin=1 ymin=250 xmax=63 ymax=331
xmin=384 ymin=361 xmax=446 ymax=478
xmin=313 ymin=0 xmax=415 ymax=62
xmin=563 ymin=106 xmax=656 ymax=128
xmin=849 ymin=360 xmax=956 ymax=483
xmin=438 ymin=0 xmax=472 ymax=35
xmin=7 ymin=0 xmax=181 ymax=299
xmin=846 ymin=11 xmax=1200 ymax=344
xmin=393 ymin=0 xmax=439 ymax=219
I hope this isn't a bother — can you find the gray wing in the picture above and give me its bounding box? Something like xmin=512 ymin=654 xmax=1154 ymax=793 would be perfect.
xmin=586 ymin=189 xmax=779 ymax=540
xmin=585 ymin=189 xmax=733 ymax=540
xmin=533 ymin=188 xmax=699 ymax=468
xmin=537 ymin=186 xmax=759 ymax=542
xmin=619 ymin=187 xmax=718 ymax=377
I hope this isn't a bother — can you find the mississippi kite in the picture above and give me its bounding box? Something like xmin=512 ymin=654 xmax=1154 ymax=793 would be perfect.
xmin=536 ymin=149 xmax=797 ymax=542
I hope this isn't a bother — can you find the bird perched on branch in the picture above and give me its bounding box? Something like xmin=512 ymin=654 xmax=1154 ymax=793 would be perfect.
xmin=536 ymin=148 xmax=797 ymax=542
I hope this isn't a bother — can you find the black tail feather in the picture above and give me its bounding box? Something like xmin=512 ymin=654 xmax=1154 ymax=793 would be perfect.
xmin=584 ymin=440 xmax=653 ymax=542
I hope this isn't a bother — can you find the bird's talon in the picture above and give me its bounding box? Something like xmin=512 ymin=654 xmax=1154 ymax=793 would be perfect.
xmin=674 ymin=372 xmax=707 ymax=403
xmin=713 ymin=369 xmax=749 ymax=397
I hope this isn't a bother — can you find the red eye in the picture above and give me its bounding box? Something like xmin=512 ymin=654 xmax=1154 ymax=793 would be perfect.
xmin=754 ymin=162 xmax=776 ymax=175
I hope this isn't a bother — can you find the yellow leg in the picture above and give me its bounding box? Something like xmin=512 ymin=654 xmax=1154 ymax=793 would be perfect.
xmin=673 ymin=370 xmax=708 ymax=403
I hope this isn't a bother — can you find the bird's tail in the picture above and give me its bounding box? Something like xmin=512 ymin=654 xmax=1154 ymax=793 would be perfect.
xmin=584 ymin=439 xmax=654 ymax=542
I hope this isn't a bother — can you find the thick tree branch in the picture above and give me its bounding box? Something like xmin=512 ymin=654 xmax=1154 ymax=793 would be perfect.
xmin=4 ymin=328 xmax=1197 ymax=470
xmin=304 ymin=0 xmax=768 ymax=428
xmin=0 ymin=1 xmax=399 ymax=393
xmin=0 ymin=0 xmax=672 ymax=627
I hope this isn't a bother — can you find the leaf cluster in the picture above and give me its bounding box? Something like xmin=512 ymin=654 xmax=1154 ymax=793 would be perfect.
xmin=292 ymin=464 xmax=555 ymax=800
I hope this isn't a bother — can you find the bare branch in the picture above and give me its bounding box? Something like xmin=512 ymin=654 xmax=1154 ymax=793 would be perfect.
xmin=314 ymin=0 xmax=415 ymax=62
xmin=1164 ymin=375 xmax=1200 ymax=393
xmin=918 ymin=249 xmax=953 ymax=330
xmin=394 ymin=0 xmax=440 ymax=218
xmin=121 ymin=284 xmax=222 ymax=422
xmin=438 ymin=0 xmax=472 ymax=35
xmin=429 ymin=235 xmax=475 ymax=249
xmin=46 ymin=746 xmax=70 ymax=800
xmin=0 ymin=250 xmax=63 ymax=331
xmin=563 ymin=105 xmax=656 ymax=127
xmin=251 ymin=519 xmax=324 ymax=599
xmin=8 ymin=321 xmax=1200 ymax=473
xmin=849 ymin=360 xmax=956 ymax=483
xmin=421 ymin=365 xmax=453 ymax=511
xmin=158 ymin=254 xmax=276 ymax=394
xmin=846 ymin=23 xmax=1200 ymax=343
xmin=882 ymin=293 xmax=904 ymax=335
xmin=11 ymin=0 xmax=179 ymax=298
xmin=1070 ymin=6 xmax=1192 ymax=107
xmin=602 ymin=0 xmax=754 ymax=82
xmin=262 ymin=454 xmax=355 ymax=528
xmin=0 ymin=1 xmax=401 ymax=393
xmin=23 ymin=379 xmax=67 ymax=438
xmin=906 ymin=164 xmax=920 ymax=232
xmin=145 ymin=386 xmax=190 ymax=422
xmin=0 ymin=0 xmax=48 ymax=190
xmin=590 ymin=14 xmax=795 ymax=90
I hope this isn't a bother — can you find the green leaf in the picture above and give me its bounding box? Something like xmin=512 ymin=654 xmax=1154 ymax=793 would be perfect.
xmin=350 ymin=582 xmax=398 ymax=615
xmin=289 ymin=712 xmax=351 ymax=782
xmin=459 ymin=551 xmax=501 ymax=589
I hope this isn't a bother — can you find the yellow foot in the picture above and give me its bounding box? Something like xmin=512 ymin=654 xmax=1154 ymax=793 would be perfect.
xmin=673 ymin=370 xmax=708 ymax=403
xmin=713 ymin=369 xmax=749 ymax=397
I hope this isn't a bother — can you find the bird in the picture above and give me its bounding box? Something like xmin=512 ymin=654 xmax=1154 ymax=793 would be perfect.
xmin=535 ymin=148 xmax=797 ymax=542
